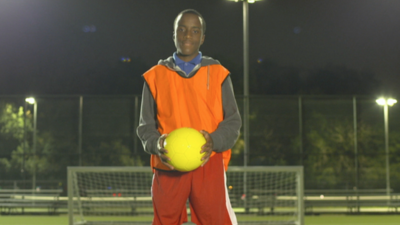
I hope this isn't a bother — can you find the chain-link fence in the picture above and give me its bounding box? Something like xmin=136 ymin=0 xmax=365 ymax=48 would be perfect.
xmin=0 ymin=95 xmax=399 ymax=192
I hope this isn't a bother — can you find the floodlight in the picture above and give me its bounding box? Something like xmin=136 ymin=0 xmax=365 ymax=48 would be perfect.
xmin=25 ymin=97 xmax=36 ymax=105
xmin=230 ymin=0 xmax=260 ymax=3
xmin=376 ymin=97 xmax=397 ymax=106
xmin=387 ymin=98 xmax=397 ymax=106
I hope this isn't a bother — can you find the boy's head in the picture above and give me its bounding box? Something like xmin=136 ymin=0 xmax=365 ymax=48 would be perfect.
xmin=173 ymin=9 xmax=206 ymax=62
xmin=174 ymin=9 xmax=206 ymax=34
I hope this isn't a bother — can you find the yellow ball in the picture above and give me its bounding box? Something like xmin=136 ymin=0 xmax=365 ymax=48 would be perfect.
xmin=164 ymin=127 xmax=206 ymax=172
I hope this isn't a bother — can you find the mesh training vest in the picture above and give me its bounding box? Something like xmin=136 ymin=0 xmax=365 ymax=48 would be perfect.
xmin=143 ymin=64 xmax=232 ymax=171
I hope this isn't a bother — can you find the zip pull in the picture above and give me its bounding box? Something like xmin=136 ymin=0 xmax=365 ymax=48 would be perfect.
xmin=207 ymin=65 xmax=210 ymax=90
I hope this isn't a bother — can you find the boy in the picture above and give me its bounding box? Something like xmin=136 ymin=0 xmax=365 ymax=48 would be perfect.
xmin=137 ymin=9 xmax=241 ymax=225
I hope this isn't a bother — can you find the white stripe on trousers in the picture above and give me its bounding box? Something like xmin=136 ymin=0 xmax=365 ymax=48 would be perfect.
xmin=223 ymin=160 xmax=238 ymax=225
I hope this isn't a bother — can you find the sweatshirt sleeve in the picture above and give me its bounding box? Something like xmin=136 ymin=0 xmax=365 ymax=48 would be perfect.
xmin=209 ymin=75 xmax=242 ymax=152
xmin=136 ymin=82 xmax=160 ymax=155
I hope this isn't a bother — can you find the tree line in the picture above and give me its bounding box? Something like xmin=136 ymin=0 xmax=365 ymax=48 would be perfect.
xmin=1 ymin=95 xmax=399 ymax=191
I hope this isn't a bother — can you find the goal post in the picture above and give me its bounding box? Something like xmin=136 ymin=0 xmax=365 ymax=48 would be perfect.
xmin=68 ymin=166 xmax=304 ymax=225
xmin=68 ymin=167 xmax=154 ymax=225
xmin=227 ymin=166 xmax=304 ymax=225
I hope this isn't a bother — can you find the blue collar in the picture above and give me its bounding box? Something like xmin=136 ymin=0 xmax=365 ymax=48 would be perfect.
xmin=173 ymin=52 xmax=202 ymax=75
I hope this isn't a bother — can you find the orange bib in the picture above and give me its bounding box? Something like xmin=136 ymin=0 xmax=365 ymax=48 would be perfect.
xmin=144 ymin=64 xmax=232 ymax=171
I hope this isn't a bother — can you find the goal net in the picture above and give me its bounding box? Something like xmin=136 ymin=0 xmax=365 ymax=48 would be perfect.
xmin=68 ymin=166 xmax=304 ymax=225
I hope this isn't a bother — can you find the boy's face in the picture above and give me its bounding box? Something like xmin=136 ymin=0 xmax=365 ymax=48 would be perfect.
xmin=173 ymin=13 xmax=205 ymax=62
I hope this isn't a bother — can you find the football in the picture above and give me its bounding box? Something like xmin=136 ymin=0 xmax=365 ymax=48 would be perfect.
xmin=164 ymin=127 xmax=206 ymax=172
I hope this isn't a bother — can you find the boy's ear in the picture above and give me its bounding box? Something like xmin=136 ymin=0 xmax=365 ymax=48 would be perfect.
xmin=201 ymin=34 xmax=205 ymax=45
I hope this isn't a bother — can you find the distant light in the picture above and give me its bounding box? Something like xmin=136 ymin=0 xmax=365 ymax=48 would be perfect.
xmin=320 ymin=195 xmax=324 ymax=199
xmin=376 ymin=98 xmax=397 ymax=106
xmin=25 ymin=97 xmax=36 ymax=105
xmin=257 ymin=58 xmax=263 ymax=63
xmin=293 ymin=26 xmax=302 ymax=34
xmin=120 ymin=57 xmax=131 ymax=62
xmin=83 ymin=25 xmax=96 ymax=33
xmin=82 ymin=26 xmax=90 ymax=32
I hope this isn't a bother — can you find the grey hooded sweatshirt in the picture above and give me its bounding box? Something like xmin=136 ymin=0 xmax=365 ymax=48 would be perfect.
xmin=136 ymin=55 xmax=242 ymax=156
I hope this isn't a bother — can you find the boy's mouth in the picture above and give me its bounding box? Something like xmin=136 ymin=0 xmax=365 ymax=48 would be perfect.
xmin=182 ymin=41 xmax=193 ymax=46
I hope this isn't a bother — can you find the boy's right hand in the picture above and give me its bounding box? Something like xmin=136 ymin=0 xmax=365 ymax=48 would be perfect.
xmin=157 ymin=134 xmax=175 ymax=170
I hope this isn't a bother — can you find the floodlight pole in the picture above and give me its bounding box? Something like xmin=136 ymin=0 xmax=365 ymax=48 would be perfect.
xmin=25 ymin=97 xmax=38 ymax=190
xmin=242 ymin=0 xmax=250 ymax=214
xmin=32 ymin=100 xmax=37 ymax=190
xmin=383 ymin=104 xmax=390 ymax=196
xmin=231 ymin=0 xmax=256 ymax=213
xmin=23 ymin=101 xmax=27 ymax=181
xmin=243 ymin=0 xmax=249 ymax=169
xmin=78 ymin=96 xmax=83 ymax=166
xmin=353 ymin=97 xmax=358 ymax=190
xmin=376 ymin=97 xmax=397 ymax=197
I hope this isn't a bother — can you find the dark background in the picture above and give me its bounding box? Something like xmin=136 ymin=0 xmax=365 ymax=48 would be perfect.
xmin=0 ymin=0 xmax=399 ymax=96
xmin=1 ymin=0 xmax=400 ymax=192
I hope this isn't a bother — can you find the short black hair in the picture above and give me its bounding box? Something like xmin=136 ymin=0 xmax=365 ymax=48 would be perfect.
xmin=174 ymin=9 xmax=206 ymax=34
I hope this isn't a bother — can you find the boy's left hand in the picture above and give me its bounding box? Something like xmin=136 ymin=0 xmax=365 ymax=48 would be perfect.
xmin=200 ymin=130 xmax=213 ymax=167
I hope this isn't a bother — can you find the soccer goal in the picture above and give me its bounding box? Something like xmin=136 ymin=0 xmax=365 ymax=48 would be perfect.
xmin=68 ymin=166 xmax=304 ymax=225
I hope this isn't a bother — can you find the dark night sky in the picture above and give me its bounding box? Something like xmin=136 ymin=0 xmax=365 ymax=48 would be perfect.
xmin=0 ymin=0 xmax=399 ymax=95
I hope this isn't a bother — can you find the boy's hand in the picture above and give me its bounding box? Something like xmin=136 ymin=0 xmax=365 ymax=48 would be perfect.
xmin=157 ymin=134 xmax=174 ymax=170
xmin=200 ymin=130 xmax=213 ymax=167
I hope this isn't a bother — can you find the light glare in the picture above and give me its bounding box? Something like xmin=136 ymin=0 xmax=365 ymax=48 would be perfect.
xmin=376 ymin=98 xmax=397 ymax=106
xmin=387 ymin=98 xmax=397 ymax=106
xmin=25 ymin=97 xmax=36 ymax=104
xmin=376 ymin=98 xmax=386 ymax=106
xmin=229 ymin=0 xmax=261 ymax=2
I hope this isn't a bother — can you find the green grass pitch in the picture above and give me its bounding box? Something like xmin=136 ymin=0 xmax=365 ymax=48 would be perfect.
xmin=0 ymin=215 xmax=399 ymax=225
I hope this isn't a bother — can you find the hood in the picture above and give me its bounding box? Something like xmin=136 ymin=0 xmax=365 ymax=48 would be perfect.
xmin=157 ymin=56 xmax=221 ymax=70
